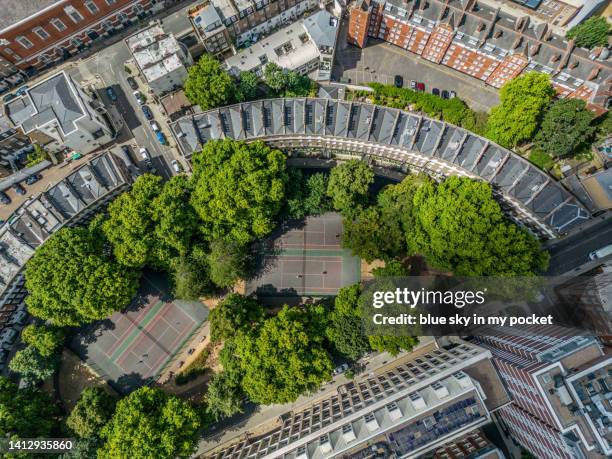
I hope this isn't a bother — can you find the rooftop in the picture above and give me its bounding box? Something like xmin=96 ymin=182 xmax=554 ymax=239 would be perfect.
xmin=0 ymin=0 xmax=61 ymax=32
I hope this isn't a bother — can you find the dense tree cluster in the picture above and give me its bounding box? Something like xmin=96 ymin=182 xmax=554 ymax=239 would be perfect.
xmin=327 ymin=159 xmax=374 ymax=217
xmin=566 ymin=16 xmax=610 ymax=49
xmin=284 ymin=169 xmax=331 ymax=219
xmin=184 ymin=54 xmax=235 ymax=110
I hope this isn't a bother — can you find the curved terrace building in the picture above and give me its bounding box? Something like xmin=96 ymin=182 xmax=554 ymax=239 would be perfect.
xmin=169 ymin=97 xmax=589 ymax=238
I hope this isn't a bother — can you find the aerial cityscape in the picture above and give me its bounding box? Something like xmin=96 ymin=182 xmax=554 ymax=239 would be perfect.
xmin=0 ymin=0 xmax=610 ymax=457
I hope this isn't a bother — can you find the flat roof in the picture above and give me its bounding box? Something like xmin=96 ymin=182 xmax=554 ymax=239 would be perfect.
xmin=127 ymin=24 xmax=186 ymax=82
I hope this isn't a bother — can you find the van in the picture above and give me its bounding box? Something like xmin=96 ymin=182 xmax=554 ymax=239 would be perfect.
xmin=589 ymin=244 xmax=612 ymax=260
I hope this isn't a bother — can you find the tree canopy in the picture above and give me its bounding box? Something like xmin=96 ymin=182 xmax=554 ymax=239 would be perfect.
xmin=234 ymin=305 xmax=333 ymax=404
xmin=207 ymin=238 xmax=250 ymax=289
xmin=191 ymin=139 xmax=287 ymax=244
xmin=99 ymin=387 xmax=200 ymax=459
xmin=285 ymin=170 xmax=331 ymax=219
xmin=368 ymin=335 xmax=418 ymax=356
xmin=485 ymin=73 xmax=554 ymax=148
xmin=21 ymin=324 xmax=65 ymax=357
xmin=170 ymin=245 xmax=212 ymax=300
xmin=235 ymin=71 xmax=259 ymax=102
xmin=67 ymin=387 xmax=116 ymax=439
xmin=204 ymin=371 xmax=244 ymax=421
xmin=209 ymin=294 xmax=264 ymax=342
xmin=0 ymin=377 xmax=58 ymax=439
xmin=263 ymin=63 xmax=314 ymax=97
xmin=184 ymin=54 xmax=235 ymax=110
xmin=8 ymin=346 xmax=58 ymax=386
xmin=567 ymin=16 xmax=610 ymax=49
xmin=535 ymin=98 xmax=595 ymax=158
xmin=25 ymin=227 xmax=138 ymax=326
xmin=327 ymin=160 xmax=374 ymax=216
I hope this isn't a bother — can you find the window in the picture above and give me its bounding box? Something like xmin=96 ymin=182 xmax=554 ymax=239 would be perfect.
xmin=15 ymin=36 xmax=33 ymax=49
xmin=133 ymin=4 xmax=144 ymax=14
xmin=85 ymin=1 xmax=99 ymax=14
xmin=105 ymin=0 xmax=116 ymax=4
xmin=64 ymin=5 xmax=84 ymax=23
xmin=102 ymin=20 xmax=114 ymax=31
xmin=50 ymin=18 xmax=67 ymax=31
xmin=32 ymin=26 xmax=50 ymax=40
xmin=71 ymin=37 xmax=82 ymax=47
xmin=4 ymin=47 xmax=16 ymax=57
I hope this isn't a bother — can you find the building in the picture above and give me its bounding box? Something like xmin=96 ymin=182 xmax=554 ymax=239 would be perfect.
xmin=169 ymin=98 xmax=590 ymax=238
xmin=0 ymin=55 xmax=26 ymax=94
xmin=225 ymin=10 xmax=339 ymax=81
xmin=4 ymin=71 xmax=118 ymax=155
xmin=0 ymin=0 xmax=162 ymax=89
xmin=188 ymin=0 xmax=323 ymax=55
xmin=0 ymin=150 xmax=136 ymax=322
xmin=473 ymin=327 xmax=612 ymax=459
xmin=0 ymin=114 xmax=35 ymax=177
xmin=432 ymin=429 xmax=506 ymax=459
xmin=205 ymin=338 xmax=510 ymax=459
xmin=126 ymin=23 xmax=193 ymax=95
xmin=346 ymin=0 xmax=611 ymax=115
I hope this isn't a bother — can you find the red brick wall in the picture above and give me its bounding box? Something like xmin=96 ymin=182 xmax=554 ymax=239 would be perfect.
xmin=0 ymin=0 xmax=154 ymax=70
xmin=347 ymin=7 xmax=371 ymax=48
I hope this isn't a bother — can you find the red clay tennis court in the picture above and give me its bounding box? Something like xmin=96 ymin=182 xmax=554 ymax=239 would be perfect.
xmin=247 ymin=212 xmax=361 ymax=298
xmin=71 ymin=271 xmax=208 ymax=393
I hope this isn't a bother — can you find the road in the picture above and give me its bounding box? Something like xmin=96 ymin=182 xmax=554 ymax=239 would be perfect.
xmin=546 ymin=214 xmax=612 ymax=275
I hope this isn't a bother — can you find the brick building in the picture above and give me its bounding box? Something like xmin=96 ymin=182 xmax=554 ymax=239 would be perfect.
xmin=473 ymin=327 xmax=612 ymax=458
xmin=0 ymin=0 xmax=163 ymax=89
xmin=347 ymin=0 xmax=611 ymax=114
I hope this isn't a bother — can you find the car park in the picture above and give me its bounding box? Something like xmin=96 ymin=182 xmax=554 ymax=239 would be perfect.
xmin=171 ymin=160 xmax=182 ymax=173
xmin=0 ymin=192 xmax=10 ymax=205
xmin=24 ymin=174 xmax=42 ymax=185
xmin=12 ymin=183 xmax=25 ymax=195
xmin=139 ymin=147 xmax=150 ymax=161
xmin=150 ymin=121 xmax=160 ymax=131
xmin=127 ymin=76 xmax=138 ymax=90
xmin=394 ymin=75 xmax=403 ymax=88
xmin=133 ymin=91 xmax=144 ymax=105
xmin=141 ymin=105 xmax=153 ymax=120
xmin=441 ymin=90 xmax=450 ymax=99
xmin=105 ymin=87 xmax=117 ymax=102
xmin=432 ymin=88 xmax=440 ymax=96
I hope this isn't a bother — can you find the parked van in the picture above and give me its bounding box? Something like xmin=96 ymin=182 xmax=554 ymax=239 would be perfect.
xmin=589 ymin=244 xmax=612 ymax=260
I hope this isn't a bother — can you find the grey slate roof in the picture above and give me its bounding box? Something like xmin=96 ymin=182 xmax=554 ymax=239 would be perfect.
xmin=169 ymin=98 xmax=590 ymax=235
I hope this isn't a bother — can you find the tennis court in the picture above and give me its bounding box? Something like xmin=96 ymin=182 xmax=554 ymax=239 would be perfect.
xmin=248 ymin=212 xmax=361 ymax=297
xmin=71 ymin=271 xmax=208 ymax=393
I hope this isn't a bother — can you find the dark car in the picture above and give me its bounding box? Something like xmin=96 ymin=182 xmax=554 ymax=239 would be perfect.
xmin=432 ymin=88 xmax=440 ymax=96
xmin=441 ymin=90 xmax=450 ymax=99
xmin=12 ymin=183 xmax=26 ymax=195
xmin=105 ymin=87 xmax=117 ymax=103
xmin=141 ymin=105 xmax=153 ymax=120
xmin=0 ymin=192 xmax=10 ymax=205
xmin=127 ymin=76 xmax=138 ymax=90
xmin=416 ymin=82 xmax=425 ymax=92
xmin=121 ymin=145 xmax=132 ymax=156
xmin=394 ymin=75 xmax=403 ymax=88
xmin=24 ymin=174 xmax=41 ymax=185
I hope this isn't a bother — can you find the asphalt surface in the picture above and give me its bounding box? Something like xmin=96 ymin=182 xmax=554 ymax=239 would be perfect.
xmin=546 ymin=215 xmax=612 ymax=275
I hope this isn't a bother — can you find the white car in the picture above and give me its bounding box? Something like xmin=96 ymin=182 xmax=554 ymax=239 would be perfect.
xmin=133 ymin=90 xmax=144 ymax=105
xmin=150 ymin=121 xmax=160 ymax=132
xmin=139 ymin=147 xmax=150 ymax=161
xmin=333 ymin=363 xmax=350 ymax=375
xmin=171 ymin=160 xmax=182 ymax=173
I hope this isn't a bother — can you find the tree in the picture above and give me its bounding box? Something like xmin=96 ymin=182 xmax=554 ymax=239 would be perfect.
xmin=536 ymin=98 xmax=595 ymax=158
xmin=151 ymin=175 xmax=198 ymax=257
xmin=285 ymin=170 xmax=331 ymax=219
xmin=25 ymin=227 xmax=138 ymax=326
xmin=372 ymin=259 xmax=409 ymax=277
xmin=184 ymin=54 xmax=235 ymax=110
xmin=209 ymin=294 xmax=264 ymax=342
xmin=205 ymin=371 xmax=244 ymax=421
xmin=207 ymin=238 xmax=249 ymax=288
xmin=67 ymin=388 xmax=116 ymax=439
xmin=328 ymin=314 xmax=370 ymax=360
xmin=191 ymin=139 xmax=287 ymax=244
xmin=263 ymin=63 xmax=288 ymax=93
xmin=327 ymin=160 xmax=374 ymax=216
xmin=0 ymin=377 xmax=58 ymax=439
xmin=99 ymin=387 xmax=200 ymax=459
xmin=9 ymin=346 xmax=58 ymax=385
xmin=103 ymin=174 xmax=163 ymax=268
xmin=21 ymin=324 xmax=65 ymax=357
xmin=284 ymin=71 xmax=314 ymax=97
xmin=377 ymin=174 xmax=431 ymax=234
xmin=567 ymin=16 xmax=610 ymax=49
xmin=235 ymin=71 xmax=259 ymax=102
xmin=368 ymin=335 xmax=418 ymax=356
xmin=334 ymin=283 xmax=362 ymax=317
xmin=234 ymin=305 xmax=333 ymax=404
xmin=342 ymin=206 xmax=404 ymax=262
xmin=171 ymin=245 xmax=212 ymax=300
xmin=407 ymin=176 xmax=549 ymax=275
xmin=486 ymin=73 xmax=554 ymax=148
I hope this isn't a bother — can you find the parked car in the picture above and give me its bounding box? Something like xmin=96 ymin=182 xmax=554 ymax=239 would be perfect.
xmin=0 ymin=350 xmax=8 ymax=366
xmin=24 ymin=174 xmax=42 ymax=185
xmin=141 ymin=105 xmax=153 ymax=120
xmin=394 ymin=75 xmax=403 ymax=88
xmin=410 ymin=80 xmax=417 ymax=90
xmin=105 ymin=86 xmax=117 ymax=102
xmin=16 ymin=85 xmax=28 ymax=96
xmin=2 ymin=93 xmax=16 ymax=103
xmin=589 ymin=244 xmax=612 ymax=260
xmin=133 ymin=90 xmax=145 ymax=105
xmin=121 ymin=145 xmax=132 ymax=156
xmin=0 ymin=192 xmax=10 ymax=205
xmin=127 ymin=76 xmax=138 ymax=90
xmin=441 ymin=90 xmax=450 ymax=99
xmin=12 ymin=183 xmax=25 ymax=195
xmin=0 ymin=328 xmax=17 ymax=349
xmin=432 ymin=88 xmax=440 ymax=96
xmin=9 ymin=309 xmax=27 ymax=326
xmin=449 ymin=90 xmax=456 ymax=99
xmin=333 ymin=363 xmax=350 ymax=375
xmin=416 ymin=82 xmax=425 ymax=92
xmin=171 ymin=160 xmax=182 ymax=173
xmin=149 ymin=121 xmax=160 ymax=131
xmin=155 ymin=131 xmax=167 ymax=145
xmin=139 ymin=147 xmax=150 ymax=161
